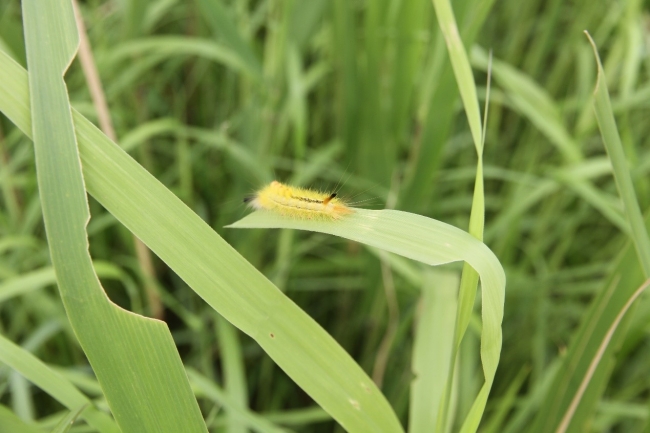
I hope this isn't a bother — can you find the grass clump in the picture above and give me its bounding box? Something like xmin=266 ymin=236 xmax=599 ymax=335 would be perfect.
xmin=0 ymin=0 xmax=649 ymax=432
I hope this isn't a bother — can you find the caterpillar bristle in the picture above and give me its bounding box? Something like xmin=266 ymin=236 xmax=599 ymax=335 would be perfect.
xmin=247 ymin=182 xmax=352 ymax=220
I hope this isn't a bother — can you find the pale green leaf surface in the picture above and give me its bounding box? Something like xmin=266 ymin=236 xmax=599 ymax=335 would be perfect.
xmin=22 ymin=1 xmax=207 ymax=432
xmin=10 ymin=369 xmax=33 ymax=422
xmin=0 ymin=42 xmax=402 ymax=433
xmin=0 ymin=333 xmax=119 ymax=433
xmin=228 ymin=211 xmax=503 ymax=289
xmin=50 ymin=367 xmax=105 ymax=397
xmin=409 ymin=271 xmax=459 ymax=433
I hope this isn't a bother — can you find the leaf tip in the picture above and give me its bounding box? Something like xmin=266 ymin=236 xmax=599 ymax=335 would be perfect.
xmin=584 ymin=30 xmax=603 ymax=94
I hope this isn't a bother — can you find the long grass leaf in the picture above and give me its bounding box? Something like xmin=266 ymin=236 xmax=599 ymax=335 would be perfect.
xmin=429 ymin=1 xmax=495 ymax=431
xmin=22 ymin=1 xmax=207 ymax=431
xmin=430 ymin=0 xmax=482 ymax=152
xmin=587 ymin=32 xmax=650 ymax=277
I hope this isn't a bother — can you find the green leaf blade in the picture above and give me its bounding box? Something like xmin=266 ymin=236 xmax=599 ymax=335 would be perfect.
xmin=21 ymin=1 xmax=208 ymax=432
xmin=587 ymin=32 xmax=650 ymax=277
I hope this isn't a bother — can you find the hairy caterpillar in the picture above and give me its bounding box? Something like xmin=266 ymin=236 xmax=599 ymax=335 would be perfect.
xmin=245 ymin=181 xmax=353 ymax=220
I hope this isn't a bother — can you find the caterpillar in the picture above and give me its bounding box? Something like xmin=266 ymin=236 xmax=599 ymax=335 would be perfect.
xmin=245 ymin=181 xmax=353 ymax=220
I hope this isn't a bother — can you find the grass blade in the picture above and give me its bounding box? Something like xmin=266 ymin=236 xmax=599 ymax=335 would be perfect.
xmin=50 ymin=404 xmax=87 ymax=433
xmin=409 ymin=271 xmax=459 ymax=433
xmin=228 ymin=211 xmax=504 ymax=284
xmin=22 ymin=1 xmax=207 ymax=431
xmin=586 ymin=32 xmax=650 ymax=277
xmin=429 ymin=1 xmax=496 ymax=431
xmin=430 ymin=0 xmax=482 ymax=152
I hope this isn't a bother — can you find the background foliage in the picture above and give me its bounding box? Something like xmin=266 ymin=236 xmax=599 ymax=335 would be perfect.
xmin=0 ymin=0 xmax=649 ymax=432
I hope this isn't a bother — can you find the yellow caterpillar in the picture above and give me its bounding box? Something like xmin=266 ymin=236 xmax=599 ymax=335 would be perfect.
xmin=245 ymin=181 xmax=353 ymax=220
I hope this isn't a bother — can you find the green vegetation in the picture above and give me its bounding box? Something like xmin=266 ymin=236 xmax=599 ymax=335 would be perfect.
xmin=0 ymin=0 xmax=649 ymax=432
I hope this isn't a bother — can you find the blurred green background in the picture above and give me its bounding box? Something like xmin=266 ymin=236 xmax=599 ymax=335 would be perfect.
xmin=1 ymin=0 xmax=650 ymax=431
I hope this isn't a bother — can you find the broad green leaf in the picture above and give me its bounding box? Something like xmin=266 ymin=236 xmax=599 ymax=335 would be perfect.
xmin=22 ymin=1 xmax=207 ymax=432
xmin=229 ymin=211 xmax=503 ymax=286
xmin=0 ymin=41 xmax=402 ymax=433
